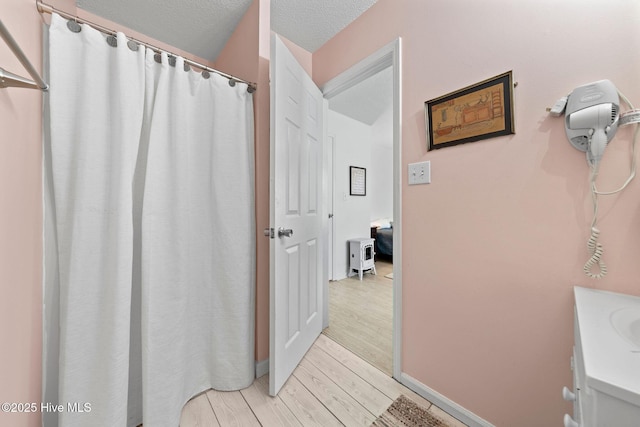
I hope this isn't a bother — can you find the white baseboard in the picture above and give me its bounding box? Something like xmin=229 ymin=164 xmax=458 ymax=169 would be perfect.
xmin=399 ymin=373 xmax=494 ymax=427
xmin=255 ymin=358 xmax=269 ymax=379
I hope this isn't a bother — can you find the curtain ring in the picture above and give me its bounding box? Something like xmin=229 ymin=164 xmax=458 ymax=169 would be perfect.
xmin=106 ymin=35 xmax=117 ymax=47
xmin=127 ymin=40 xmax=139 ymax=51
xmin=67 ymin=19 xmax=81 ymax=33
xmin=201 ymin=71 xmax=210 ymax=79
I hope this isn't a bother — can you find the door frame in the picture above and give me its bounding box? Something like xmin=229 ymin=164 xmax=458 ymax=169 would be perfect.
xmin=320 ymin=38 xmax=402 ymax=379
xmin=327 ymin=134 xmax=336 ymax=281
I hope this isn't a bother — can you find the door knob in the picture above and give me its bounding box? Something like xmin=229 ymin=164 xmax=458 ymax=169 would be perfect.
xmin=278 ymin=227 xmax=293 ymax=238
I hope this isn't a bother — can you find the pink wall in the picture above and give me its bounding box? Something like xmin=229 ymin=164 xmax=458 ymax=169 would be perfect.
xmin=5 ymin=1 xmax=640 ymax=426
xmin=0 ymin=0 xmax=49 ymax=425
xmin=277 ymin=34 xmax=312 ymax=77
xmin=214 ymin=1 xmax=259 ymax=82
xmin=313 ymin=0 xmax=640 ymax=425
xmin=215 ymin=0 xmax=271 ymax=362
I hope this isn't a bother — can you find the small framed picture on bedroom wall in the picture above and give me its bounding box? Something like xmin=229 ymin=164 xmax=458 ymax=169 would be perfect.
xmin=350 ymin=166 xmax=366 ymax=196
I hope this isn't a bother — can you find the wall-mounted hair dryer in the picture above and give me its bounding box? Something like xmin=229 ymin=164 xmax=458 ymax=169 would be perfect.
xmin=552 ymin=79 xmax=638 ymax=279
xmin=565 ymin=79 xmax=620 ymax=166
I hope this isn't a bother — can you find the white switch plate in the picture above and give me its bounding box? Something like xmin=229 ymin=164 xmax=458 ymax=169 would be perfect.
xmin=408 ymin=161 xmax=431 ymax=185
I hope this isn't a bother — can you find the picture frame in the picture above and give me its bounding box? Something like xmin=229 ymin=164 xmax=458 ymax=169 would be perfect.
xmin=350 ymin=166 xmax=366 ymax=196
xmin=425 ymin=71 xmax=515 ymax=151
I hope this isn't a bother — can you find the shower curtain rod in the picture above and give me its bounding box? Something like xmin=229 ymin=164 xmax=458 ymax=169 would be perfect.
xmin=36 ymin=1 xmax=257 ymax=93
xmin=0 ymin=19 xmax=49 ymax=91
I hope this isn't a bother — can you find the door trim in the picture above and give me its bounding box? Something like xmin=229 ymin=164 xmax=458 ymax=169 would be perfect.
xmin=327 ymin=134 xmax=336 ymax=282
xmin=321 ymin=130 xmax=335 ymax=329
xmin=320 ymin=38 xmax=402 ymax=379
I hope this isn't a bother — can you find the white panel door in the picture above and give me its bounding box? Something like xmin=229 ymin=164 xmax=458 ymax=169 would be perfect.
xmin=269 ymin=34 xmax=324 ymax=396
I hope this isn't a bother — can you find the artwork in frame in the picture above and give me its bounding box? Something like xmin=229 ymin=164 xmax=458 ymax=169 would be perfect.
xmin=425 ymin=71 xmax=515 ymax=151
xmin=350 ymin=166 xmax=366 ymax=196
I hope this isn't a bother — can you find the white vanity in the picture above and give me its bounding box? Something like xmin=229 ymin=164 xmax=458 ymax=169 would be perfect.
xmin=565 ymin=287 xmax=640 ymax=427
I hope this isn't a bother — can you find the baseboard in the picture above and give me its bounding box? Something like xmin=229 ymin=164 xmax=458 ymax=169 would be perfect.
xmin=399 ymin=373 xmax=495 ymax=427
xmin=255 ymin=358 xmax=269 ymax=379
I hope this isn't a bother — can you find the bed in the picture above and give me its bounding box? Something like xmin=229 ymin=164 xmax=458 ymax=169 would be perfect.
xmin=370 ymin=219 xmax=393 ymax=259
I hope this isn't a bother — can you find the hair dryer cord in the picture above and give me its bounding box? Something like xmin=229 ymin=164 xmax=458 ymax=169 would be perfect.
xmin=583 ymin=227 xmax=607 ymax=279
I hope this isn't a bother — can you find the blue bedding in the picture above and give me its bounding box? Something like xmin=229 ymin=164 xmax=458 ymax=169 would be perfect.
xmin=376 ymin=227 xmax=393 ymax=257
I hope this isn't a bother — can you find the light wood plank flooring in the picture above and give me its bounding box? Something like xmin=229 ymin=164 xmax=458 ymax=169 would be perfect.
xmin=323 ymin=260 xmax=393 ymax=375
xmin=179 ymin=334 xmax=467 ymax=426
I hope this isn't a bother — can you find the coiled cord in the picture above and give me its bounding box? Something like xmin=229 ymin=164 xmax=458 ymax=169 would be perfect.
xmin=581 ymin=89 xmax=638 ymax=279
xmin=583 ymin=227 xmax=607 ymax=279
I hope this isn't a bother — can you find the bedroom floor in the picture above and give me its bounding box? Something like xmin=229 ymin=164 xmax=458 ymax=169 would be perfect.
xmin=322 ymin=259 xmax=393 ymax=375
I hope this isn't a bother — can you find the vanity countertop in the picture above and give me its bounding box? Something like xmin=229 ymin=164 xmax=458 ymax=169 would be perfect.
xmin=574 ymin=286 xmax=640 ymax=406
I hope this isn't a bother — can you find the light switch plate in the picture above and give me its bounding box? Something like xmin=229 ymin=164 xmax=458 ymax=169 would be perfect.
xmin=408 ymin=161 xmax=431 ymax=185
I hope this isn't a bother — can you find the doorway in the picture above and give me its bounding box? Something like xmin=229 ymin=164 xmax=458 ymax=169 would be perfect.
xmin=321 ymin=39 xmax=402 ymax=379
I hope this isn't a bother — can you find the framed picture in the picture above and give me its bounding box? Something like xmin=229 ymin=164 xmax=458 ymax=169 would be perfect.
xmin=425 ymin=71 xmax=515 ymax=151
xmin=350 ymin=166 xmax=366 ymax=196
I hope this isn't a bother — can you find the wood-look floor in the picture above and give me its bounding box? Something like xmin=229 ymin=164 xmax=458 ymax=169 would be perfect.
xmin=179 ymin=334 xmax=467 ymax=427
xmin=323 ymin=260 xmax=394 ymax=375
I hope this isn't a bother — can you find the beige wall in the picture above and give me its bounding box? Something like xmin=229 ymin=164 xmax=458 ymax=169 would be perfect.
xmin=312 ymin=0 xmax=640 ymax=425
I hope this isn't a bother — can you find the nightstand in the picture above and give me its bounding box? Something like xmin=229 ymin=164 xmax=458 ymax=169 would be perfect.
xmin=348 ymin=238 xmax=376 ymax=280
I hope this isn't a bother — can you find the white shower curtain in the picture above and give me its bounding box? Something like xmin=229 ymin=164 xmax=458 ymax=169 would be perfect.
xmin=44 ymin=13 xmax=255 ymax=427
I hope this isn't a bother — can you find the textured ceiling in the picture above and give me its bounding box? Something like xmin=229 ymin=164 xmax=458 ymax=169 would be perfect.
xmin=76 ymin=0 xmax=253 ymax=62
xmin=329 ymin=67 xmax=392 ymax=126
xmin=76 ymin=0 xmax=379 ymax=62
xmin=271 ymin=0 xmax=379 ymax=52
